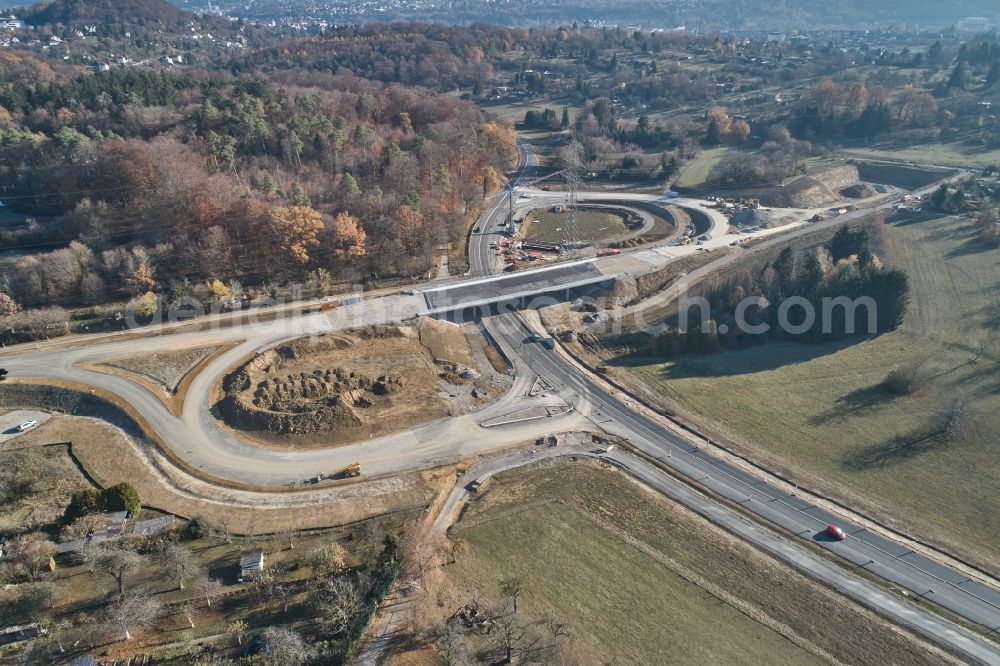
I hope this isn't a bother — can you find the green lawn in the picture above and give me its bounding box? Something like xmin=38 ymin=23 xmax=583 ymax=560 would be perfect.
xmin=675 ymin=146 xmax=728 ymax=189
xmin=450 ymin=503 xmax=821 ymax=665
xmin=435 ymin=461 xmax=948 ymax=666
xmin=524 ymin=208 xmax=628 ymax=243
xmin=844 ymin=142 xmax=1000 ymax=169
xmin=478 ymin=97 xmax=578 ymax=125
xmin=623 ymin=214 xmax=1000 ymax=570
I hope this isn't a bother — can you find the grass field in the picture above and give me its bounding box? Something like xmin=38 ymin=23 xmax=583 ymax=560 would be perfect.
xmin=6 ymin=415 xmax=431 ymax=534
xmin=524 ymin=208 xmax=628 ymax=243
xmin=478 ymin=97 xmax=578 ymax=125
xmin=674 ymin=147 xmax=728 ymax=189
xmin=429 ymin=460 xmax=952 ymax=666
xmin=844 ymin=142 xmax=1000 ymax=169
xmin=621 ymin=213 xmax=1000 ymax=571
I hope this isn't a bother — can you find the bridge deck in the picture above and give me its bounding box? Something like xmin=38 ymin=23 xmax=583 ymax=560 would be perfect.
xmin=421 ymin=261 xmax=607 ymax=314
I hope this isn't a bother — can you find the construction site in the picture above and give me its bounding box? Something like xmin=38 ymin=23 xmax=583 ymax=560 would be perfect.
xmin=216 ymin=319 xmax=509 ymax=448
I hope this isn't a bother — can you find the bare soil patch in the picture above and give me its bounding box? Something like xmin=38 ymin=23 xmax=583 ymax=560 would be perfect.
xmin=217 ymin=321 xmax=502 ymax=448
xmin=90 ymin=342 xmax=240 ymax=415
xmin=101 ymin=345 xmax=224 ymax=393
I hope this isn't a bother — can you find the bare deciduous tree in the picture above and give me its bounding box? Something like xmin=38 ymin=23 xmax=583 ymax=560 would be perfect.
xmin=488 ymin=605 xmax=554 ymax=665
xmin=160 ymin=542 xmax=198 ymax=591
xmin=84 ymin=543 xmax=144 ymax=595
xmin=7 ymin=532 xmax=57 ymax=582
xmin=261 ymin=626 xmax=315 ymax=666
xmin=316 ymin=575 xmax=364 ymax=634
xmin=104 ymin=589 xmax=162 ymax=642
xmin=433 ymin=620 xmax=468 ymax=666
xmin=199 ymin=576 xmax=223 ymax=608
xmin=399 ymin=520 xmax=449 ymax=588
xmin=182 ymin=604 xmax=196 ymax=629
xmin=499 ymin=576 xmax=524 ymax=613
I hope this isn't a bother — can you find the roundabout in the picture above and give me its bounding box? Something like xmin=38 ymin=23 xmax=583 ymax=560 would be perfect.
xmin=1 ymin=139 xmax=998 ymax=657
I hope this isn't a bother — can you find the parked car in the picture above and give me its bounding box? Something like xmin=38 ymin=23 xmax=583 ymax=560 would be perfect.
xmin=17 ymin=420 xmax=38 ymax=432
xmin=825 ymin=524 xmax=847 ymax=540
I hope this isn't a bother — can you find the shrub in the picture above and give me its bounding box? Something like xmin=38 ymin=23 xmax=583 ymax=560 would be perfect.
xmin=0 ymin=306 xmax=70 ymax=343
xmin=65 ymin=488 xmax=102 ymax=520
xmin=184 ymin=516 xmax=210 ymax=539
xmin=101 ymin=482 xmax=141 ymax=516
xmin=882 ymin=361 xmax=926 ymax=396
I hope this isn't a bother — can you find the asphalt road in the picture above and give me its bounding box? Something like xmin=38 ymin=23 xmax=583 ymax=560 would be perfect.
xmin=483 ymin=310 xmax=1000 ymax=640
xmin=2 ymin=131 xmax=997 ymax=662
xmin=469 ymin=137 xmax=538 ymax=276
xmin=421 ymin=260 xmax=605 ymax=312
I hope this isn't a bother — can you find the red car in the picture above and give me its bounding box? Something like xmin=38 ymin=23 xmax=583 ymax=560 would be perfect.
xmin=826 ymin=524 xmax=847 ymax=541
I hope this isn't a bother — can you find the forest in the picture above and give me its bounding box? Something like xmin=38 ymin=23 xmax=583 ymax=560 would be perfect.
xmin=643 ymin=221 xmax=910 ymax=357
xmin=1 ymin=16 xmax=998 ymax=339
xmin=0 ymin=57 xmax=515 ymax=329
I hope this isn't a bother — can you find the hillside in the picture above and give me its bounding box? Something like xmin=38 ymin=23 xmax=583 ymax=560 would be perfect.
xmin=17 ymin=0 xmax=192 ymax=29
xmin=175 ymin=0 xmax=998 ymax=30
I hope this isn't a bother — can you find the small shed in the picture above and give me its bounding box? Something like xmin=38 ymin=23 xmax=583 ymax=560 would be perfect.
xmin=239 ymin=549 xmax=265 ymax=582
xmin=0 ymin=624 xmax=40 ymax=647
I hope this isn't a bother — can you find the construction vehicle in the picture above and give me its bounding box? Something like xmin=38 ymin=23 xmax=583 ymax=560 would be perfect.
xmin=341 ymin=462 xmax=362 ymax=478
xmin=319 ymin=297 xmax=340 ymax=312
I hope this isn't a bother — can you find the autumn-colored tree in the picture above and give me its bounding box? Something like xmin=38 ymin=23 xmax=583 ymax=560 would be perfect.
xmin=0 ymin=292 xmax=20 ymax=318
xmin=333 ymin=211 xmax=367 ymax=259
xmin=126 ymin=250 xmax=157 ymax=294
xmin=270 ymin=206 xmax=324 ymax=264
xmin=844 ymin=82 xmax=870 ymax=118
xmin=397 ymin=205 xmax=426 ymax=257
xmin=481 ymin=120 xmax=517 ymax=166
xmin=130 ymin=291 xmax=159 ymax=319
xmin=729 ymin=120 xmax=751 ymax=144
xmin=482 ymin=166 xmax=504 ymax=197
xmin=206 ymin=279 xmax=233 ymax=302
xmin=812 ymin=78 xmax=845 ymax=118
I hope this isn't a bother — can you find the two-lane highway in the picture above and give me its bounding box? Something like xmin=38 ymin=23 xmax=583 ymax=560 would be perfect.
xmin=469 ymin=138 xmax=538 ymax=276
xmin=481 ymin=309 xmax=1000 ymax=661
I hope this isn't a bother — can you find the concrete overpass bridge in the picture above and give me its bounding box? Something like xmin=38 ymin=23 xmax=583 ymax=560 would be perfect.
xmin=419 ymin=259 xmax=614 ymax=319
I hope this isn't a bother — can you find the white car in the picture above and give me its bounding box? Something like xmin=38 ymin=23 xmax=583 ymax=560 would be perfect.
xmin=17 ymin=420 xmax=38 ymax=432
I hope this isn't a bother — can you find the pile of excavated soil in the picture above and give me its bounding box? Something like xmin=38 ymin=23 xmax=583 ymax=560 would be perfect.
xmin=217 ymin=322 xmax=502 ymax=448
xmin=731 ymin=207 xmax=775 ymax=228
xmin=758 ymin=165 xmax=860 ymax=208
xmin=841 ymin=183 xmax=877 ymax=199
